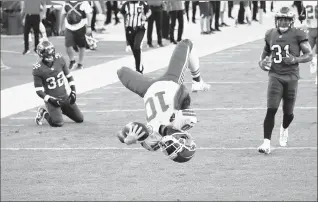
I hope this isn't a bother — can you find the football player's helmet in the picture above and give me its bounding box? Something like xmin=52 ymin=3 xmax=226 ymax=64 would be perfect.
xmin=159 ymin=130 xmax=196 ymax=163
xmin=36 ymin=40 xmax=55 ymax=62
xmin=275 ymin=6 xmax=295 ymax=32
xmin=85 ymin=34 xmax=98 ymax=50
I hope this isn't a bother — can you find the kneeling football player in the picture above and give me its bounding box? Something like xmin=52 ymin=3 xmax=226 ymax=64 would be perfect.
xmin=116 ymin=39 xmax=210 ymax=162
xmin=33 ymin=40 xmax=84 ymax=127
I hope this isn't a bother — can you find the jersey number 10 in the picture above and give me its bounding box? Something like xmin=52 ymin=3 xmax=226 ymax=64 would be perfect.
xmin=271 ymin=44 xmax=290 ymax=63
xmin=145 ymin=91 xmax=169 ymax=122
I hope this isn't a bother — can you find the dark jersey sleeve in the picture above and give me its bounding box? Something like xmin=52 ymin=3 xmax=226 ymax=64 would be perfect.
xmin=120 ymin=2 xmax=128 ymax=15
xmin=264 ymin=29 xmax=272 ymax=53
xmin=295 ymin=28 xmax=309 ymax=44
xmin=32 ymin=63 xmax=43 ymax=90
xmin=141 ymin=1 xmax=150 ymax=14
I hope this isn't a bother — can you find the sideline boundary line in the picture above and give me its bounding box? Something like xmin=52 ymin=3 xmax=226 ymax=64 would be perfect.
xmin=1 ymin=147 xmax=316 ymax=151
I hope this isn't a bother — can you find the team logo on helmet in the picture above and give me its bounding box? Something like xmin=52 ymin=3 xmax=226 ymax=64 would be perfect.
xmin=36 ymin=40 xmax=56 ymax=62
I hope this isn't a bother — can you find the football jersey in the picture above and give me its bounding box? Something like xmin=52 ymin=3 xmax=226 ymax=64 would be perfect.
xmin=32 ymin=54 xmax=69 ymax=99
xmin=141 ymin=80 xmax=180 ymax=151
xmin=304 ymin=1 xmax=317 ymax=28
xmin=265 ymin=27 xmax=309 ymax=79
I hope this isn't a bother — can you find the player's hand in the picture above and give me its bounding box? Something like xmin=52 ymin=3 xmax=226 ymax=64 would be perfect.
xmin=259 ymin=56 xmax=271 ymax=71
xmin=170 ymin=109 xmax=197 ymax=131
xmin=124 ymin=124 xmax=146 ymax=145
xmin=48 ymin=97 xmax=61 ymax=107
xmin=283 ymin=53 xmax=298 ymax=65
xmin=68 ymin=91 xmax=76 ymax=105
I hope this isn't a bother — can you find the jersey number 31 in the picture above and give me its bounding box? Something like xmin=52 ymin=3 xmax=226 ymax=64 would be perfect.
xmin=271 ymin=44 xmax=290 ymax=63
xmin=145 ymin=91 xmax=169 ymax=122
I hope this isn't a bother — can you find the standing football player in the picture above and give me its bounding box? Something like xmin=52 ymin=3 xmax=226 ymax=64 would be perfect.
xmin=257 ymin=6 xmax=313 ymax=154
xmin=303 ymin=1 xmax=317 ymax=84
xmin=33 ymin=40 xmax=84 ymax=127
xmin=116 ymin=39 xmax=210 ymax=163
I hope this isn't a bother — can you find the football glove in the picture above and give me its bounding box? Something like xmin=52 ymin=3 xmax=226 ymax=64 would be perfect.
xmin=69 ymin=91 xmax=76 ymax=105
xmin=259 ymin=56 xmax=271 ymax=71
xmin=282 ymin=53 xmax=298 ymax=65
xmin=170 ymin=109 xmax=197 ymax=131
xmin=48 ymin=97 xmax=61 ymax=107
xmin=124 ymin=124 xmax=147 ymax=145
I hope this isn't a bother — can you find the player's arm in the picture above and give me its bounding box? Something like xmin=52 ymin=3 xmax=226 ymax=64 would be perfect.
xmin=260 ymin=30 xmax=272 ymax=60
xmin=120 ymin=2 xmax=127 ymax=15
xmin=61 ymin=56 xmax=77 ymax=104
xmin=259 ymin=29 xmax=272 ymax=71
xmin=82 ymin=1 xmax=93 ymax=28
xmin=283 ymin=29 xmax=313 ymax=64
xmin=142 ymin=2 xmax=151 ymax=18
xmin=59 ymin=2 xmax=67 ymax=34
xmin=296 ymin=41 xmax=313 ymax=63
xmin=33 ymin=67 xmax=61 ymax=107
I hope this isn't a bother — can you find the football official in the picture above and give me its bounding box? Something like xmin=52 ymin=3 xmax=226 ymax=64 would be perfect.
xmin=120 ymin=1 xmax=151 ymax=74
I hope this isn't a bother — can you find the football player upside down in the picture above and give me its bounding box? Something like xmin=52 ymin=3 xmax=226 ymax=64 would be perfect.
xmin=116 ymin=39 xmax=210 ymax=163
xmin=33 ymin=40 xmax=84 ymax=127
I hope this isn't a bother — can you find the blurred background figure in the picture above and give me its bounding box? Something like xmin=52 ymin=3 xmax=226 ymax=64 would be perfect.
xmin=21 ymin=0 xmax=47 ymax=54
xmin=167 ymin=0 xmax=184 ymax=44
xmin=184 ymin=1 xmax=199 ymax=23
xmin=147 ymin=0 xmax=164 ymax=48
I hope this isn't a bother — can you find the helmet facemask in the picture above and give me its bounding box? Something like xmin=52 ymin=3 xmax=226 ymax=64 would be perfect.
xmin=275 ymin=17 xmax=294 ymax=32
xmin=159 ymin=132 xmax=196 ymax=163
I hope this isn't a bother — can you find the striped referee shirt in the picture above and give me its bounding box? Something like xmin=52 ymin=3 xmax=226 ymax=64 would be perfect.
xmin=120 ymin=1 xmax=150 ymax=28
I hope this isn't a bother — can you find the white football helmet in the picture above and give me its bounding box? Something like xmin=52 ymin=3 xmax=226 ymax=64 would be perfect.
xmin=275 ymin=6 xmax=295 ymax=32
xmin=159 ymin=128 xmax=196 ymax=163
xmin=85 ymin=34 xmax=98 ymax=50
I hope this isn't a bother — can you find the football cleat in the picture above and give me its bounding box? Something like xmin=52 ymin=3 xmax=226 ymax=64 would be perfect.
xmin=279 ymin=124 xmax=289 ymax=147
xmin=191 ymin=80 xmax=210 ymax=92
xmin=257 ymin=141 xmax=271 ymax=154
xmin=35 ymin=107 xmax=47 ymax=126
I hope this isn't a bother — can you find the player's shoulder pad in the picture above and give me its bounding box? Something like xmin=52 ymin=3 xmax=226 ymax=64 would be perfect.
xmin=294 ymin=27 xmax=309 ymax=36
xmin=265 ymin=28 xmax=274 ymax=38
xmin=32 ymin=61 xmax=42 ymax=74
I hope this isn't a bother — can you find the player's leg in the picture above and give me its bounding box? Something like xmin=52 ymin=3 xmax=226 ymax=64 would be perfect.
xmin=117 ymin=66 xmax=154 ymax=98
xmin=279 ymin=80 xmax=298 ymax=147
xmin=73 ymin=26 xmax=87 ymax=69
xmin=61 ymin=102 xmax=84 ymax=123
xmin=258 ymin=76 xmax=283 ymax=154
xmin=308 ymin=28 xmax=317 ymax=84
xmin=159 ymin=39 xmax=210 ymax=92
xmin=35 ymin=102 xmax=64 ymax=127
xmin=65 ymin=28 xmax=77 ymax=69
xmin=133 ymin=27 xmax=146 ymax=73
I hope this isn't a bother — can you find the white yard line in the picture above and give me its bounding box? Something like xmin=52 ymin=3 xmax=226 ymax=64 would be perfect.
xmin=8 ymin=106 xmax=317 ymax=120
xmin=1 ymin=147 xmax=316 ymax=151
